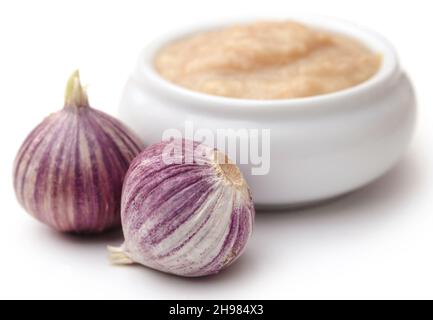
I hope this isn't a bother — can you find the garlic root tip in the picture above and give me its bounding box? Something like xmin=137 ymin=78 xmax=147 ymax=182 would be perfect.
xmin=107 ymin=245 xmax=134 ymax=265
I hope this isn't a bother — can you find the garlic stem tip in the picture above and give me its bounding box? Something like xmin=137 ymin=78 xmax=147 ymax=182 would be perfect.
xmin=64 ymin=69 xmax=89 ymax=108
xmin=107 ymin=245 xmax=134 ymax=265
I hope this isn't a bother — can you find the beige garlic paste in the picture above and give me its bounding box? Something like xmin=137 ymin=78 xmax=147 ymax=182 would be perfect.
xmin=154 ymin=21 xmax=382 ymax=99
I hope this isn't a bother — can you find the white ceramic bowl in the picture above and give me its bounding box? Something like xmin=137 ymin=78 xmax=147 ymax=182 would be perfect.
xmin=118 ymin=16 xmax=416 ymax=208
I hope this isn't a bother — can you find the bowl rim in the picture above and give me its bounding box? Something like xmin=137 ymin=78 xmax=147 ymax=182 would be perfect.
xmin=133 ymin=15 xmax=401 ymax=114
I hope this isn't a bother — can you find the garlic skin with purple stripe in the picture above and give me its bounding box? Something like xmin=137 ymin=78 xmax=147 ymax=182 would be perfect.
xmin=13 ymin=71 xmax=143 ymax=233
xmin=109 ymin=140 xmax=255 ymax=277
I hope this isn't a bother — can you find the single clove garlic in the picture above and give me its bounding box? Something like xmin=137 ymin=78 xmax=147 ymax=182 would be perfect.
xmin=13 ymin=71 xmax=144 ymax=233
xmin=109 ymin=139 xmax=255 ymax=277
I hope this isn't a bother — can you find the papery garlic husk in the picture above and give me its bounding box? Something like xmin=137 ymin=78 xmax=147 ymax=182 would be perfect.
xmin=13 ymin=71 xmax=144 ymax=233
xmin=109 ymin=139 xmax=255 ymax=277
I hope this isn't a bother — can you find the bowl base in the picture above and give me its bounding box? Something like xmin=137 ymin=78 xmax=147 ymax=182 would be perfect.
xmin=254 ymin=193 xmax=348 ymax=212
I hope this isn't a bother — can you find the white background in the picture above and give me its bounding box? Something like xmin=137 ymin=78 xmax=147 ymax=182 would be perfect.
xmin=0 ymin=0 xmax=432 ymax=299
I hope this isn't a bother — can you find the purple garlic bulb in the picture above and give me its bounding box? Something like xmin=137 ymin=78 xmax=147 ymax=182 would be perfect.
xmin=13 ymin=71 xmax=143 ymax=233
xmin=109 ymin=140 xmax=255 ymax=277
